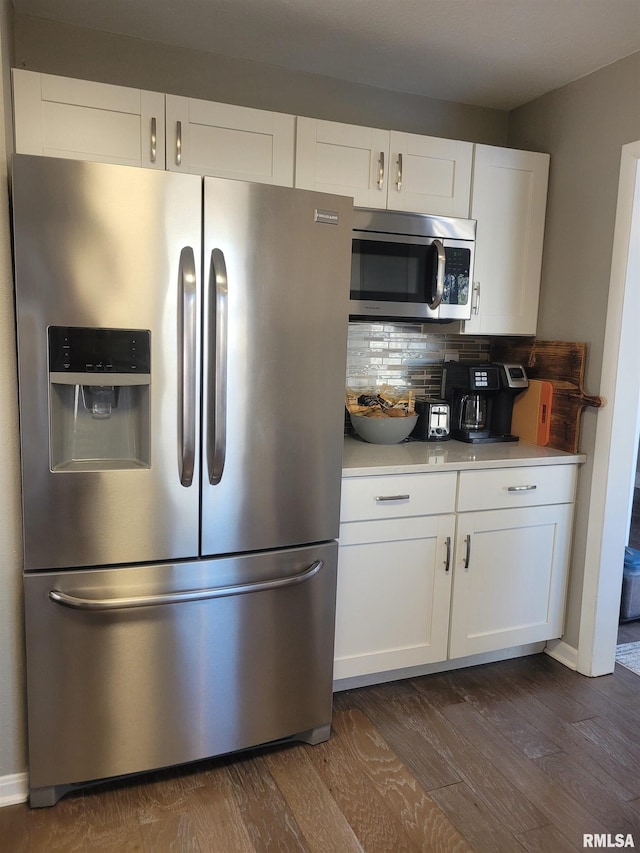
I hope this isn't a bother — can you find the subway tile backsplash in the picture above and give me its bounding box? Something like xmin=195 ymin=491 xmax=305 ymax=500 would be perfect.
xmin=346 ymin=322 xmax=490 ymax=398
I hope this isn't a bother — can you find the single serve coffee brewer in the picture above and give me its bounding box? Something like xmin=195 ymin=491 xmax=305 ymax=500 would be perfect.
xmin=441 ymin=361 xmax=528 ymax=443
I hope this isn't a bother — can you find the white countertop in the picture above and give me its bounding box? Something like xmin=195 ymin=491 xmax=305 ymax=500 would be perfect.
xmin=342 ymin=435 xmax=585 ymax=477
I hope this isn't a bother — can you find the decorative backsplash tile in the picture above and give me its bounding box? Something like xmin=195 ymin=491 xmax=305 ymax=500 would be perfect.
xmin=346 ymin=322 xmax=491 ymax=398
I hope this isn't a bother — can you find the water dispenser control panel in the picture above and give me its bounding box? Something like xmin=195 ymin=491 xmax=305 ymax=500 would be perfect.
xmin=48 ymin=327 xmax=150 ymax=375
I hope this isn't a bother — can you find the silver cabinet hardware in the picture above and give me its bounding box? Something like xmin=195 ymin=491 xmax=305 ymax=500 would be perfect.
xmin=464 ymin=534 xmax=471 ymax=568
xmin=508 ymin=485 xmax=538 ymax=492
xmin=175 ymin=120 xmax=182 ymax=166
xmin=396 ymin=152 xmax=403 ymax=190
xmin=377 ymin=151 xmax=385 ymax=189
xmin=150 ymin=117 xmax=157 ymax=164
xmin=375 ymin=494 xmax=410 ymax=502
xmin=444 ymin=536 xmax=451 ymax=572
xmin=471 ymin=281 xmax=481 ymax=314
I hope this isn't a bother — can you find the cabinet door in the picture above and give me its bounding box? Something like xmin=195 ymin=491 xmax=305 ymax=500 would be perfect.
xmin=449 ymin=504 xmax=572 ymax=659
xmin=295 ymin=117 xmax=389 ymax=207
xmin=334 ymin=514 xmax=455 ymax=680
xmin=387 ymin=132 xmax=472 ymax=217
xmin=165 ymin=95 xmax=295 ymax=185
xmin=12 ymin=69 xmax=165 ymax=169
xmin=462 ymin=144 xmax=549 ymax=335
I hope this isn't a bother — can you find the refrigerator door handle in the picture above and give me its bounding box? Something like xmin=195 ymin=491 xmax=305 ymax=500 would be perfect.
xmin=49 ymin=559 xmax=324 ymax=611
xmin=207 ymin=248 xmax=228 ymax=485
xmin=178 ymin=246 xmax=197 ymax=487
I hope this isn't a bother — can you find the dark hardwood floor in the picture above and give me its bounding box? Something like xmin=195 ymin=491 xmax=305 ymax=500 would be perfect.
xmin=2 ymin=652 xmax=639 ymax=852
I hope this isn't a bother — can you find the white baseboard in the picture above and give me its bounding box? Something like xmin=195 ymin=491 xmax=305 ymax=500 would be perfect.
xmin=0 ymin=771 xmax=28 ymax=807
xmin=333 ymin=642 xmax=546 ymax=692
xmin=545 ymin=638 xmax=579 ymax=670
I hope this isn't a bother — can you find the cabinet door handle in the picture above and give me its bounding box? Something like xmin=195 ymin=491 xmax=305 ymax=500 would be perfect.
xmin=464 ymin=534 xmax=471 ymax=569
xmin=471 ymin=281 xmax=481 ymax=314
xmin=508 ymin=485 xmax=537 ymax=492
xmin=375 ymin=494 xmax=410 ymax=502
xmin=176 ymin=120 xmax=182 ymax=166
xmin=377 ymin=151 xmax=385 ymax=189
xmin=396 ymin=152 xmax=403 ymax=190
xmin=444 ymin=536 xmax=451 ymax=572
xmin=150 ymin=116 xmax=157 ymax=163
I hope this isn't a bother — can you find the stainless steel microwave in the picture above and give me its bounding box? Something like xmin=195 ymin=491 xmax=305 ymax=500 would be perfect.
xmin=350 ymin=208 xmax=476 ymax=322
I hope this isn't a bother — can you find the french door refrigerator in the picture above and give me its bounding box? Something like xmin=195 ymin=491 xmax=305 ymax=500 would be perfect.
xmin=12 ymin=154 xmax=352 ymax=807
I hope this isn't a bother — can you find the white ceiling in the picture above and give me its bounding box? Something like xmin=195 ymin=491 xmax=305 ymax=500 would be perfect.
xmin=12 ymin=0 xmax=640 ymax=110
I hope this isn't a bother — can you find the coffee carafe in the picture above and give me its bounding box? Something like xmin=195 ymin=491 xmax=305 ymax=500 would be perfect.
xmin=458 ymin=393 xmax=488 ymax=432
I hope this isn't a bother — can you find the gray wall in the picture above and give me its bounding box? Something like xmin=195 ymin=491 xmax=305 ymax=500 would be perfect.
xmin=13 ymin=13 xmax=509 ymax=145
xmin=508 ymin=51 xmax=640 ymax=648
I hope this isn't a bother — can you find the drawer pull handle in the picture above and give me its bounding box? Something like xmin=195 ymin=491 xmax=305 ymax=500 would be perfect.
xmin=464 ymin=534 xmax=471 ymax=569
xmin=507 ymin=485 xmax=537 ymax=492
xmin=375 ymin=494 xmax=410 ymax=502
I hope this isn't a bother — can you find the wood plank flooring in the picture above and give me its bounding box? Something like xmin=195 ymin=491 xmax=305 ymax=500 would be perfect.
xmin=2 ymin=651 xmax=639 ymax=852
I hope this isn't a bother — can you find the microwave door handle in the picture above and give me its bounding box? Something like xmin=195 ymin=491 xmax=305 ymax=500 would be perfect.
xmin=207 ymin=248 xmax=228 ymax=485
xmin=178 ymin=246 xmax=197 ymax=487
xmin=427 ymin=238 xmax=446 ymax=309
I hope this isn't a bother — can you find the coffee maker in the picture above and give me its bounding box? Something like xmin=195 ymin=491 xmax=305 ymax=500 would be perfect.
xmin=442 ymin=362 xmax=528 ymax=443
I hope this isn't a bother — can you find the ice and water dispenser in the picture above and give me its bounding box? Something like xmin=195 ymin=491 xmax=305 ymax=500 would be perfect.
xmin=48 ymin=327 xmax=151 ymax=471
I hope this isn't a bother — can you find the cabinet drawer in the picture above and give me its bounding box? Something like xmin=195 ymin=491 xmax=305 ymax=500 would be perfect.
xmin=457 ymin=465 xmax=577 ymax=512
xmin=341 ymin=472 xmax=457 ymax=522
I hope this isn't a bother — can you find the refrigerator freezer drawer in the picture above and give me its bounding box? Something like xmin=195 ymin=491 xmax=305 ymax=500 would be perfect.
xmin=24 ymin=542 xmax=337 ymax=805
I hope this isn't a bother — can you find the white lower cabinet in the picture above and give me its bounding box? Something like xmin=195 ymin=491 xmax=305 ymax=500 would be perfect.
xmin=448 ymin=503 xmax=573 ymax=658
xmin=335 ymin=463 xmax=577 ymax=683
xmin=335 ymin=471 xmax=457 ymax=680
xmin=334 ymin=513 xmax=455 ymax=680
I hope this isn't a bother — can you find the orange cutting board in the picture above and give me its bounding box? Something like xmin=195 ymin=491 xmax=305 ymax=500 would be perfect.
xmin=511 ymin=380 xmax=554 ymax=445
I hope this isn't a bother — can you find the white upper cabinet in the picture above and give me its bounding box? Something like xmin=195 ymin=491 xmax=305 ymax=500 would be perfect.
xmin=462 ymin=144 xmax=550 ymax=336
xmin=295 ymin=117 xmax=472 ymax=215
xmin=165 ymin=95 xmax=295 ymax=185
xmin=386 ymin=131 xmax=472 ymax=217
xmin=12 ymin=69 xmax=165 ymax=169
xmin=295 ymin=117 xmax=390 ymax=207
xmin=12 ymin=71 xmax=295 ymax=185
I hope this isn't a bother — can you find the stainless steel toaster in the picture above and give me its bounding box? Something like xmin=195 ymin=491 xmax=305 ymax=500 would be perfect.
xmin=411 ymin=398 xmax=451 ymax=441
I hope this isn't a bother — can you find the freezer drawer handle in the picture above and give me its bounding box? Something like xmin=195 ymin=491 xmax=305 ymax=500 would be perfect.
xmin=208 ymin=248 xmax=228 ymax=485
xmin=178 ymin=246 xmax=197 ymax=487
xmin=49 ymin=559 xmax=324 ymax=611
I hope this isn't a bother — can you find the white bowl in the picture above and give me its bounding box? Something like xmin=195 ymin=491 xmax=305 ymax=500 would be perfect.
xmin=350 ymin=413 xmax=418 ymax=444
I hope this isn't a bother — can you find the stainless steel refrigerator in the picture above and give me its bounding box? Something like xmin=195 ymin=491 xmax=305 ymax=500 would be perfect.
xmin=12 ymin=154 xmax=352 ymax=807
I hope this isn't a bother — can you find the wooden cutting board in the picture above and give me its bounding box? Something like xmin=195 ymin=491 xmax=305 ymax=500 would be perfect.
xmin=490 ymin=339 xmax=603 ymax=453
xmin=512 ymin=379 xmax=554 ymax=445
